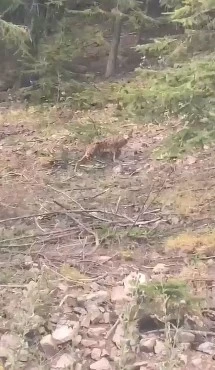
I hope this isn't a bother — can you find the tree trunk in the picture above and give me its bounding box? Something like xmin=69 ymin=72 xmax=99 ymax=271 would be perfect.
xmin=105 ymin=14 xmax=123 ymax=78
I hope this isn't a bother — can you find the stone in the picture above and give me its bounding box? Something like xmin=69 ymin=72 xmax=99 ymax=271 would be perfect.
xmin=103 ymin=312 xmax=110 ymax=324
xmin=84 ymin=348 xmax=91 ymax=357
xmin=197 ymin=341 xmax=215 ymax=355
xmin=177 ymin=331 xmax=195 ymax=343
xmin=73 ymin=335 xmax=82 ymax=346
xmin=74 ymin=307 xmax=87 ymax=315
xmin=139 ymin=338 xmax=156 ymax=353
xmin=178 ymin=353 xmax=188 ymax=365
xmin=98 ymin=340 xmax=106 ymax=348
xmin=0 ymin=333 xmax=21 ymax=350
xmin=154 ymin=340 xmax=166 ymax=355
xmin=81 ymin=339 xmax=98 ymax=347
xmin=0 ymin=346 xmax=12 ymax=359
xmin=88 ymin=327 xmax=106 ymax=338
xmin=109 ymin=346 xmax=120 ymax=361
xmin=186 ymin=155 xmax=196 ymax=165
xmin=81 ymin=314 xmax=91 ymax=328
xmin=178 ymin=342 xmax=191 ymax=351
xmin=101 ymin=349 xmax=109 ymax=357
xmin=75 ymin=363 xmax=83 ymax=370
xmin=54 ymin=353 xmax=75 ymax=368
xmin=40 ymin=334 xmax=58 ymax=358
xmin=111 ymin=286 xmax=129 ymax=302
xmin=85 ymin=304 xmax=102 ymax=324
xmin=90 ymin=282 xmax=100 ymax=291
xmin=52 ymin=324 xmax=79 ymax=344
xmin=78 ymin=291 xmax=109 ymax=305
xmin=90 ymin=358 xmax=111 ymax=370
xmin=112 ymin=165 xmax=123 ymax=175
xmin=191 ymin=357 xmax=202 ymax=367
xmin=132 ymin=361 xmax=148 ymax=369
xmin=123 ymin=272 xmax=147 ymax=296
xmin=19 ymin=349 xmax=29 ymax=362
xmin=91 ymin=348 xmax=102 ymax=361
xmin=152 ymin=263 xmax=168 ymax=274
xmin=112 ymin=324 xmax=124 ymax=348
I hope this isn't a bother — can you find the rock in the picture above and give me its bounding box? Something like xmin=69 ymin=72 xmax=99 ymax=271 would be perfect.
xmin=191 ymin=357 xmax=202 ymax=367
xmin=40 ymin=334 xmax=58 ymax=358
xmin=112 ymin=324 xmax=124 ymax=348
xmin=109 ymin=346 xmax=120 ymax=361
xmin=112 ymin=165 xmax=123 ymax=175
xmin=81 ymin=339 xmax=98 ymax=347
xmin=103 ymin=312 xmax=110 ymax=324
xmin=197 ymin=341 xmax=215 ymax=355
xmin=78 ymin=291 xmax=109 ymax=305
xmin=98 ymin=340 xmax=106 ymax=348
xmin=54 ymin=353 xmax=75 ymax=368
xmin=75 ymin=363 xmax=83 ymax=370
xmin=179 ymin=342 xmax=191 ymax=351
xmin=19 ymin=349 xmax=29 ymax=362
xmin=0 ymin=346 xmax=12 ymax=359
xmin=154 ymin=340 xmax=166 ymax=355
xmin=97 ymin=256 xmax=111 ymax=263
xmin=52 ymin=324 xmax=79 ymax=344
xmin=177 ymin=331 xmax=195 ymax=343
xmin=85 ymin=304 xmax=102 ymax=324
xmin=186 ymin=155 xmax=196 ymax=165
xmin=101 ymin=349 xmax=109 ymax=357
xmin=88 ymin=327 xmax=106 ymax=338
xmin=111 ymin=286 xmax=129 ymax=302
xmin=178 ymin=353 xmax=188 ymax=365
xmin=139 ymin=338 xmax=156 ymax=353
xmin=91 ymin=348 xmax=102 ymax=361
xmin=81 ymin=314 xmax=91 ymax=328
xmin=123 ymin=272 xmax=147 ymax=296
xmin=0 ymin=333 xmax=21 ymax=350
xmin=90 ymin=358 xmax=111 ymax=370
xmin=152 ymin=263 xmax=168 ymax=274
xmin=132 ymin=361 xmax=148 ymax=369
xmin=73 ymin=335 xmax=82 ymax=346
xmin=90 ymin=282 xmax=100 ymax=291
xmin=84 ymin=348 xmax=91 ymax=357
xmin=74 ymin=307 xmax=87 ymax=315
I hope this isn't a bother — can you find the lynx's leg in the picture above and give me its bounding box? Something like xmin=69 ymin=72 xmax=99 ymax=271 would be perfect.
xmin=113 ymin=149 xmax=121 ymax=162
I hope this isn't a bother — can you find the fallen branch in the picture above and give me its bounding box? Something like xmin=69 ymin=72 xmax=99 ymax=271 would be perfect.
xmin=54 ymin=200 xmax=100 ymax=255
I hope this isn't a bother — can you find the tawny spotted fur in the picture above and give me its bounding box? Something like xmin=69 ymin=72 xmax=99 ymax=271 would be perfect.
xmin=75 ymin=130 xmax=133 ymax=171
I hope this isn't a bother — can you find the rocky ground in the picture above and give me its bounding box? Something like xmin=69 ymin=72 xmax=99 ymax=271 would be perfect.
xmin=1 ymin=104 xmax=215 ymax=370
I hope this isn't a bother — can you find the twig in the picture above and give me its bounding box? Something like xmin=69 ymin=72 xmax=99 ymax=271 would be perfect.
xmin=44 ymin=264 xmax=107 ymax=284
xmin=0 ymin=211 xmax=63 ymax=224
xmin=54 ymin=200 xmax=100 ymax=255
xmin=141 ymin=328 xmax=215 ymax=337
xmin=84 ymin=188 xmax=110 ymax=200
xmin=34 ymin=217 xmax=46 ymax=232
xmin=0 ymin=284 xmax=27 ymax=288
xmin=0 ymin=227 xmax=76 ymax=244
xmin=105 ymin=317 xmax=121 ymax=339
xmin=115 ymin=196 xmax=121 ymax=214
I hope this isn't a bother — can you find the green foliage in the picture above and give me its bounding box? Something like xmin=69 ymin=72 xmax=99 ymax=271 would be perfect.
xmin=118 ymin=57 xmax=215 ymax=123
xmin=154 ymin=126 xmax=215 ymax=160
xmin=0 ymin=19 xmax=29 ymax=52
xmin=138 ymin=279 xmax=202 ymax=318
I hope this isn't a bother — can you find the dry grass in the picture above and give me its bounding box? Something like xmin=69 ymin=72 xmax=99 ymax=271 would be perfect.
xmin=165 ymin=230 xmax=215 ymax=255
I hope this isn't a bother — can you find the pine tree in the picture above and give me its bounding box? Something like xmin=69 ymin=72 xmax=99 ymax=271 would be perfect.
xmin=119 ymin=0 xmax=215 ymax=124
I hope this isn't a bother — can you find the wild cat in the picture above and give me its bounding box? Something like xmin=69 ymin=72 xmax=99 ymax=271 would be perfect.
xmin=74 ymin=130 xmax=133 ymax=171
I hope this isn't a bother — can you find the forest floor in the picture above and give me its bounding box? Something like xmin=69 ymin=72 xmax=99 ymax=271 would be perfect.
xmin=1 ymin=104 xmax=215 ymax=370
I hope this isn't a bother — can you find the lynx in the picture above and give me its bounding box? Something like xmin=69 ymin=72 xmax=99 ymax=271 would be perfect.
xmin=75 ymin=130 xmax=133 ymax=171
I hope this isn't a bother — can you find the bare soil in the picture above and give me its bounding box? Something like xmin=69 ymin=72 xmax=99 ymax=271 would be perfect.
xmin=1 ymin=105 xmax=215 ymax=369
